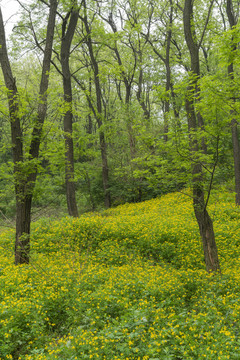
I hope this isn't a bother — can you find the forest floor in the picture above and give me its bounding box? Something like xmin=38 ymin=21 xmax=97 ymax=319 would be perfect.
xmin=1 ymin=188 xmax=240 ymax=359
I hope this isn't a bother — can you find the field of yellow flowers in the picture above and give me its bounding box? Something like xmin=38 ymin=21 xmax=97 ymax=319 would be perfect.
xmin=1 ymin=189 xmax=240 ymax=359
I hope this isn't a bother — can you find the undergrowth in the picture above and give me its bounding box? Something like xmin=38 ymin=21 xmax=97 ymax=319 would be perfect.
xmin=1 ymin=190 xmax=240 ymax=359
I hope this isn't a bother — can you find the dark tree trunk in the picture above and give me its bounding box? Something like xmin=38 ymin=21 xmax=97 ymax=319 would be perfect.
xmin=15 ymin=193 xmax=32 ymax=264
xmin=61 ymin=5 xmax=79 ymax=217
xmin=0 ymin=8 xmax=24 ymax=263
xmin=184 ymin=0 xmax=220 ymax=272
xmin=226 ymin=0 xmax=240 ymax=206
xmin=193 ymin=185 xmax=220 ymax=272
xmin=136 ymin=68 xmax=150 ymax=120
xmin=0 ymin=0 xmax=57 ymax=264
xmin=86 ymin=78 xmax=94 ymax=135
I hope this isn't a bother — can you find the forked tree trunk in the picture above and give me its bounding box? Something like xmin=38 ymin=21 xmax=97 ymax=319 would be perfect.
xmin=184 ymin=0 xmax=220 ymax=272
xmin=0 ymin=1 xmax=57 ymax=264
xmin=61 ymin=5 xmax=79 ymax=217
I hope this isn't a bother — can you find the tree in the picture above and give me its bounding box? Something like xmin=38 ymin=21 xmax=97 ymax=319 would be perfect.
xmin=15 ymin=0 xmax=80 ymax=217
xmin=183 ymin=0 xmax=220 ymax=272
xmin=60 ymin=1 xmax=79 ymax=217
xmin=0 ymin=0 xmax=58 ymax=264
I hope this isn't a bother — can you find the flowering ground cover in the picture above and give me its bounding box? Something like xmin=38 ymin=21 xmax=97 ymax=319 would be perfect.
xmin=1 ymin=189 xmax=240 ymax=359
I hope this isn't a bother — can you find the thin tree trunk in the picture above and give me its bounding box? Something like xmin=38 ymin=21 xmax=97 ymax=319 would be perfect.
xmin=184 ymin=0 xmax=220 ymax=272
xmin=61 ymin=5 xmax=79 ymax=217
xmin=226 ymin=0 xmax=240 ymax=206
xmin=81 ymin=1 xmax=111 ymax=208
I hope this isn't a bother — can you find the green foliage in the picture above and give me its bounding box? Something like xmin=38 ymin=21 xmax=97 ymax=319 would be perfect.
xmin=1 ymin=0 xmax=239 ymax=218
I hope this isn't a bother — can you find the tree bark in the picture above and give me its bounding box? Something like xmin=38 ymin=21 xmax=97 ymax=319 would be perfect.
xmin=0 ymin=0 xmax=58 ymax=264
xmin=61 ymin=4 xmax=79 ymax=217
xmin=193 ymin=183 xmax=220 ymax=272
xmin=184 ymin=0 xmax=220 ymax=272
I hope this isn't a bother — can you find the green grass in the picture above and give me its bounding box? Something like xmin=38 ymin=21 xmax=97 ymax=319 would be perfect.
xmin=1 ymin=189 xmax=240 ymax=359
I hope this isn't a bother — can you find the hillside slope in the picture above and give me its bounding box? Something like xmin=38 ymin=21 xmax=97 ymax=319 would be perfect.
xmin=1 ymin=190 xmax=240 ymax=359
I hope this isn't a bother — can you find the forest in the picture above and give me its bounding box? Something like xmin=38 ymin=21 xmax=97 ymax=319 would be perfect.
xmin=0 ymin=0 xmax=240 ymax=358
xmin=0 ymin=0 xmax=239 ymax=268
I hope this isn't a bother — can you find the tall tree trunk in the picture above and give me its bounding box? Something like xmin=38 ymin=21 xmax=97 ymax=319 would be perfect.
xmin=81 ymin=0 xmax=111 ymax=208
xmin=184 ymin=0 xmax=220 ymax=272
xmin=0 ymin=8 xmax=25 ymax=263
xmin=226 ymin=0 xmax=240 ymax=206
xmin=0 ymin=0 xmax=57 ymax=264
xmin=61 ymin=5 xmax=79 ymax=217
